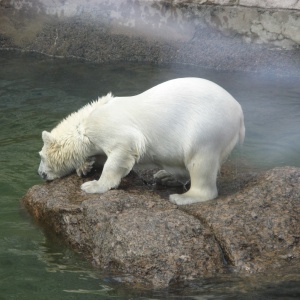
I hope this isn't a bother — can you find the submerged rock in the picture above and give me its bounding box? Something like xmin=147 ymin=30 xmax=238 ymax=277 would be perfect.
xmin=22 ymin=166 xmax=300 ymax=287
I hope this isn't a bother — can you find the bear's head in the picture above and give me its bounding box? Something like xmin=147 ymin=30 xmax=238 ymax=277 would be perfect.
xmin=38 ymin=131 xmax=78 ymax=181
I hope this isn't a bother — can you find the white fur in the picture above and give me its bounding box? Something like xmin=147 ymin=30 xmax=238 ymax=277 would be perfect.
xmin=38 ymin=78 xmax=245 ymax=205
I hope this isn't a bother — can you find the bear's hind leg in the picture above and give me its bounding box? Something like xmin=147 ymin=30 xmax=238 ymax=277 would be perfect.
xmin=81 ymin=150 xmax=135 ymax=194
xmin=169 ymin=155 xmax=219 ymax=205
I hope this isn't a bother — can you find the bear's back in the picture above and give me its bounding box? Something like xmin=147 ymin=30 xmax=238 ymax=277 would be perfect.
xmin=102 ymin=78 xmax=243 ymax=156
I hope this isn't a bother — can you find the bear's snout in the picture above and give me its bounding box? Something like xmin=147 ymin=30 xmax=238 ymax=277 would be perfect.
xmin=38 ymin=171 xmax=48 ymax=180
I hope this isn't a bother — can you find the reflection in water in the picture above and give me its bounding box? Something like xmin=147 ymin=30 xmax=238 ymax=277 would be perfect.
xmin=0 ymin=51 xmax=299 ymax=299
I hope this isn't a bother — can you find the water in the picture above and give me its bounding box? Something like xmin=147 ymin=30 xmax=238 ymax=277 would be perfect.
xmin=0 ymin=51 xmax=299 ymax=299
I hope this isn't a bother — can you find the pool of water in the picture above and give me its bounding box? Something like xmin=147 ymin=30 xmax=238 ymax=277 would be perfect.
xmin=0 ymin=51 xmax=299 ymax=299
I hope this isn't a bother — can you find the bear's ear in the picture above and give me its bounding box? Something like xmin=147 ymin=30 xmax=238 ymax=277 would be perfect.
xmin=42 ymin=131 xmax=54 ymax=144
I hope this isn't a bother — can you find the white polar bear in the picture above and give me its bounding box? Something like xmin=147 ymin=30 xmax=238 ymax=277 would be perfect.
xmin=38 ymin=78 xmax=245 ymax=205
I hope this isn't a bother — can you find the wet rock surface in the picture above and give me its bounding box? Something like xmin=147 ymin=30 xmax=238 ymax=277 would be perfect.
xmin=22 ymin=165 xmax=300 ymax=288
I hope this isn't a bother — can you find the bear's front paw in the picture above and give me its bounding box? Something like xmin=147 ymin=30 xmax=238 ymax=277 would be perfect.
xmin=81 ymin=180 xmax=108 ymax=194
xmin=76 ymin=158 xmax=95 ymax=177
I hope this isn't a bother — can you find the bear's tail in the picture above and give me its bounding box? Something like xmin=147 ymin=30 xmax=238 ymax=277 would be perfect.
xmin=239 ymin=114 xmax=246 ymax=145
xmin=220 ymin=114 xmax=245 ymax=164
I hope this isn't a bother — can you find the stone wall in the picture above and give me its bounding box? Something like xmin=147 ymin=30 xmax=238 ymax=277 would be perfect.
xmin=174 ymin=0 xmax=300 ymax=10
xmin=0 ymin=0 xmax=300 ymax=74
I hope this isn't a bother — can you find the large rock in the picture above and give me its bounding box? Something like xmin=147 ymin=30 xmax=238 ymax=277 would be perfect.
xmin=22 ymin=170 xmax=225 ymax=287
xmin=22 ymin=166 xmax=300 ymax=287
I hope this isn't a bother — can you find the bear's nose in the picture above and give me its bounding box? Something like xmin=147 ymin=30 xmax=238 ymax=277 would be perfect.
xmin=38 ymin=171 xmax=47 ymax=180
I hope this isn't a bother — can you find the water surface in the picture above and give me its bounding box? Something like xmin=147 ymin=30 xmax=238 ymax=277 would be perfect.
xmin=0 ymin=51 xmax=299 ymax=299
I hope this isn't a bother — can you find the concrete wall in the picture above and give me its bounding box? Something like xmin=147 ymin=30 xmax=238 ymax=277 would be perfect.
xmin=0 ymin=0 xmax=299 ymax=75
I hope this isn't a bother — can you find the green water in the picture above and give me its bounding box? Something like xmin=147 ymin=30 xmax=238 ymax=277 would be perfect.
xmin=0 ymin=51 xmax=299 ymax=299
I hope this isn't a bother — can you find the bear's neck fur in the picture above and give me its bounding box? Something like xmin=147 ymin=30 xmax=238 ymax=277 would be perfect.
xmin=50 ymin=94 xmax=114 ymax=171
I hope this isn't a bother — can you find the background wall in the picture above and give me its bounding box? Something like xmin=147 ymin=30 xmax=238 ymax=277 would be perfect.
xmin=0 ymin=0 xmax=299 ymax=75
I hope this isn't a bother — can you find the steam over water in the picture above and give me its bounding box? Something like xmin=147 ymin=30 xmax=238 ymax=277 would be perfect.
xmin=0 ymin=51 xmax=299 ymax=299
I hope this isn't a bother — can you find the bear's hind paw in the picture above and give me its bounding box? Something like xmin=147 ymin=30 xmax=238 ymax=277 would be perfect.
xmin=169 ymin=192 xmax=213 ymax=205
xmin=154 ymin=170 xmax=183 ymax=187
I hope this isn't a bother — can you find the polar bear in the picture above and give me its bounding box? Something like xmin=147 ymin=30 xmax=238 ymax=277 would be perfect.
xmin=38 ymin=77 xmax=245 ymax=205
